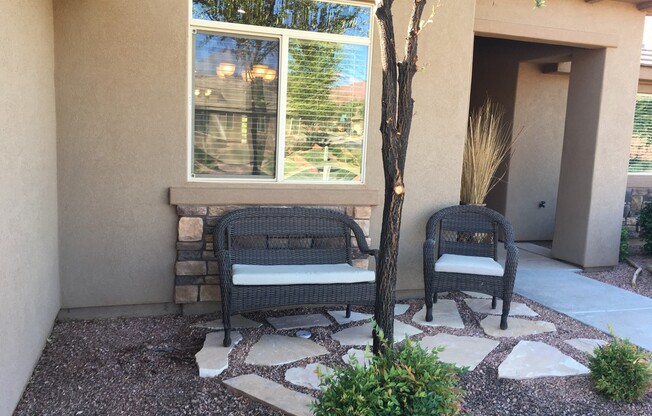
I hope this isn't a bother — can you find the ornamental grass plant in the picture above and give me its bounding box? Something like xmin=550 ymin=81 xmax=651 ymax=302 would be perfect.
xmin=460 ymin=99 xmax=514 ymax=205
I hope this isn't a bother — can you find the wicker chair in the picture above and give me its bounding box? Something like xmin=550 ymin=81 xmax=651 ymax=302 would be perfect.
xmin=215 ymin=207 xmax=377 ymax=346
xmin=423 ymin=205 xmax=518 ymax=329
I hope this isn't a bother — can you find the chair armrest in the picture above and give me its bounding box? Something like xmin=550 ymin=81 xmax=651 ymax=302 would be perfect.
xmin=216 ymin=250 xmax=234 ymax=286
xmin=360 ymin=248 xmax=379 ymax=267
xmin=423 ymin=238 xmax=436 ymax=259
xmin=504 ymin=244 xmax=519 ymax=278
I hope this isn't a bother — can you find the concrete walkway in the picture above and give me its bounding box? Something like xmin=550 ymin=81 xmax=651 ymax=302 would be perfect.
xmin=513 ymin=243 xmax=652 ymax=351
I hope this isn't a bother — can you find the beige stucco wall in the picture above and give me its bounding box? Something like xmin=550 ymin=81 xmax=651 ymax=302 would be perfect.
xmin=476 ymin=0 xmax=644 ymax=267
xmin=381 ymin=0 xmax=477 ymax=295
xmin=0 ymin=1 xmax=60 ymax=414
xmin=55 ymin=0 xmax=187 ymax=308
xmin=507 ymin=62 xmax=568 ymax=241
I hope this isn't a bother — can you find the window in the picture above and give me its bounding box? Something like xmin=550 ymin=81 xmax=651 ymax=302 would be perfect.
xmin=190 ymin=0 xmax=372 ymax=182
xmin=630 ymin=94 xmax=652 ymax=173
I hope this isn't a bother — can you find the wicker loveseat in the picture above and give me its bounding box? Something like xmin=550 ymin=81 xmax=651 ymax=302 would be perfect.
xmin=423 ymin=205 xmax=519 ymax=330
xmin=215 ymin=207 xmax=377 ymax=346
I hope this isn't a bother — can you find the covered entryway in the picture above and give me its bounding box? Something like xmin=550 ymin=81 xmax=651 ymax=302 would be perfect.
xmin=469 ymin=6 xmax=643 ymax=268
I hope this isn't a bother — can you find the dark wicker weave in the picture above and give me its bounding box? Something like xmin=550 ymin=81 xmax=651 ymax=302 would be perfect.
xmin=215 ymin=207 xmax=377 ymax=346
xmin=423 ymin=205 xmax=519 ymax=329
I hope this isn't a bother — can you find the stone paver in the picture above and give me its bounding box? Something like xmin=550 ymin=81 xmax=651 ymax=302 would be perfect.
xmin=195 ymin=331 xmax=243 ymax=378
xmin=223 ymin=374 xmax=313 ymax=416
xmin=480 ymin=315 xmax=556 ymax=338
xmin=464 ymin=298 xmax=538 ymax=317
xmin=267 ymin=313 xmax=331 ymax=330
xmin=327 ymin=310 xmax=372 ymax=325
xmin=498 ymin=340 xmax=589 ymax=379
xmin=246 ymin=334 xmax=329 ymax=366
xmin=420 ymin=334 xmax=499 ymax=371
xmin=193 ymin=315 xmax=262 ymax=331
xmin=342 ymin=348 xmax=373 ymax=368
xmin=564 ymin=338 xmax=608 ymax=356
xmin=332 ymin=320 xmax=422 ymax=346
xmin=463 ymin=291 xmax=491 ymax=299
xmin=412 ymin=301 xmax=464 ymax=329
xmin=285 ymin=363 xmax=334 ymax=390
xmin=394 ymin=304 xmax=410 ymax=315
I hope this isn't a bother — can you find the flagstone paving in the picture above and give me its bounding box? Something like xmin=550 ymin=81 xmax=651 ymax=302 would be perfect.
xmin=246 ymin=334 xmax=329 ymax=366
xmin=327 ymin=310 xmax=372 ymax=325
xmin=327 ymin=304 xmax=410 ymax=325
xmin=223 ymin=374 xmax=314 ymax=416
xmin=412 ymin=300 xmax=464 ymax=328
xmin=195 ymin=331 xmax=243 ymax=378
xmin=193 ymin=315 xmax=262 ymax=330
xmin=498 ymin=340 xmax=589 ymax=379
xmin=564 ymin=338 xmax=607 ymax=355
xmin=480 ymin=315 xmax=556 ymax=338
xmin=419 ymin=333 xmax=499 ymax=371
xmin=207 ymin=294 xmax=600 ymax=414
xmin=285 ymin=363 xmax=333 ymax=390
xmin=463 ymin=291 xmax=491 ymax=299
xmin=342 ymin=348 xmax=372 ymax=368
xmin=331 ymin=320 xmax=422 ymax=346
xmin=464 ymin=298 xmax=538 ymax=317
xmin=267 ymin=313 xmax=331 ymax=330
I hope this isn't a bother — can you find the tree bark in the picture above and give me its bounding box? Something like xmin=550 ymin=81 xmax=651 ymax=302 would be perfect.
xmin=373 ymin=0 xmax=427 ymax=354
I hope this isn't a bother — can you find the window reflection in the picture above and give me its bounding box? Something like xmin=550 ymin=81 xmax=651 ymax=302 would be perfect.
xmin=193 ymin=33 xmax=279 ymax=178
xmin=192 ymin=0 xmax=370 ymax=37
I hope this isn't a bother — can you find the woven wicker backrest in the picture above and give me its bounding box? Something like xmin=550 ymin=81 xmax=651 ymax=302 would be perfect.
xmin=426 ymin=205 xmax=513 ymax=261
xmin=215 ymin=207 xmax=355 ymax=265
xmin=438 ymin=212 xmax=497 ymax=259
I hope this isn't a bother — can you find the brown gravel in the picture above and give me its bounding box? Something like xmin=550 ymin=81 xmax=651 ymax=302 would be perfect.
xmin=581 ymin=239 xmax=652 ymax=300
xmin=14 ymin=292 xmax=652 ymax=415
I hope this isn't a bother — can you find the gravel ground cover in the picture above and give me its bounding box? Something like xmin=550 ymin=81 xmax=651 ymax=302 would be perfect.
xmin=15 ymin=291 xmax=652 ymax=415
xmin=581 ymin=239 xmax=652 ymax=299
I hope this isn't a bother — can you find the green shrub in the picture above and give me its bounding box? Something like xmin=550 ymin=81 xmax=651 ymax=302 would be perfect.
xmin=638 ymin=202 xmax=652 ymax=254
xmin=619 ymin=226 xmax=630 ymax=262
xmin=312 ymin=326 xmax=466 ymax=416
xmin=588 ymin=329 xmax=652 ymax=402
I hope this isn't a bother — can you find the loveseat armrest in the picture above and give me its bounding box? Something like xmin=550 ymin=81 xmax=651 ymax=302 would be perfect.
xmin=216 ymin=250 xmax=234 ymax=287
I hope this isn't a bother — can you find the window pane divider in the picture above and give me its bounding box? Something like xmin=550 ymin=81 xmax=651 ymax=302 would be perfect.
xmin=276 ymin=35 xmax=290 ymax=182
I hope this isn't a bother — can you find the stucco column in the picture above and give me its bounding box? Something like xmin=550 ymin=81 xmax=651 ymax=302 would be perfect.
xmin=552 ymin=46 xmax=638 ymax=268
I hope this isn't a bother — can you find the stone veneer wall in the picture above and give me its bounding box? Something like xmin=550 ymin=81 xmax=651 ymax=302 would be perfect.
xmin=624 ymin=187 xmax=651 ymax=231
xmin=173 ymin=205 xmax=373 ymax=304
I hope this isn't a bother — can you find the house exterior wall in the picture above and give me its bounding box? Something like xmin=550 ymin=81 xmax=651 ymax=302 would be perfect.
xmin=54 ymin=0 xmax=187 ymax=309
xmin=508 ymin=62 xmax=568 ymax=241
xmin=53 ymin=0 xmax=645 ymax=312
xmin=476 ymin=0 xmax=644 ymax=267
xmin=0 ymin=1 xmax=60 ymax=415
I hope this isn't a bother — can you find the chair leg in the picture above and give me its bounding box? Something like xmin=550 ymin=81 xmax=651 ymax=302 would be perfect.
xmin=223 ymin=315 xmax=232 ymax=347
xmin=492 ymin=296 xmax=497 ymax=309
xmin=500 ymin=294 xmax=511 ymax=330
xmin=425 ymin=291 xmax=434 ymax=322
xmin=346 ymin=304 xmax=352 ymax=318
xmin=433 ymin=292 xmax=438 ymax=303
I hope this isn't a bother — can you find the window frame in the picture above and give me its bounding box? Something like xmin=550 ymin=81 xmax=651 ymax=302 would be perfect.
xmin=187 ymin=0 xmax=373 ymax=184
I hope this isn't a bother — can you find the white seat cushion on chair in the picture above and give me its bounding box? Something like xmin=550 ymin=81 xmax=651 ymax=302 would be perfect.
xmin=434 ymin=254 xmax=504 ymax=276
xmin=233 ymin=263 xmax=376 ymax=286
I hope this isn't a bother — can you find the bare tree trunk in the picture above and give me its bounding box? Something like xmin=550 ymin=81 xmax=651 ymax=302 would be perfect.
xmin=373 ymin=0 xmax=427 ymax=354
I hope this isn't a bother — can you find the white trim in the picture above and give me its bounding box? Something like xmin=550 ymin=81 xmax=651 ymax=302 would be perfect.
xmin=277 ymin=35 xmax=290 ymax=181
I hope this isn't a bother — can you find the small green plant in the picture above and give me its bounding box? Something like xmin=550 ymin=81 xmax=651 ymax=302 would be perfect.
xmin=638 ymin=202 xmax=652 ymax=254
xmin=619 ymin=226 xmax=630 ymax=262
xmin=588 ymin=327 xmax=652 ymax=402
xmin=312 ymin=324 xmax=466 ymax=415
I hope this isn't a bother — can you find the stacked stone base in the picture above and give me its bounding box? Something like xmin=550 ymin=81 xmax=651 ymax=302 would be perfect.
xmin=173 ymin=205 xmax=373 ymax=304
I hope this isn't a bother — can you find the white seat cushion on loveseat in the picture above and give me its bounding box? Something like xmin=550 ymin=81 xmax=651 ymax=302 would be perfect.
xmin=232 ymin=263 xmax=376 ymax=286
xmin=434 ymin=254 xmax=504 ymax=276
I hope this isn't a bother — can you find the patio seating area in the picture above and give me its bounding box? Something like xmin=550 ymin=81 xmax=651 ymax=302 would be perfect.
xmin=12 ymin=244 xmax=652 ymax=415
